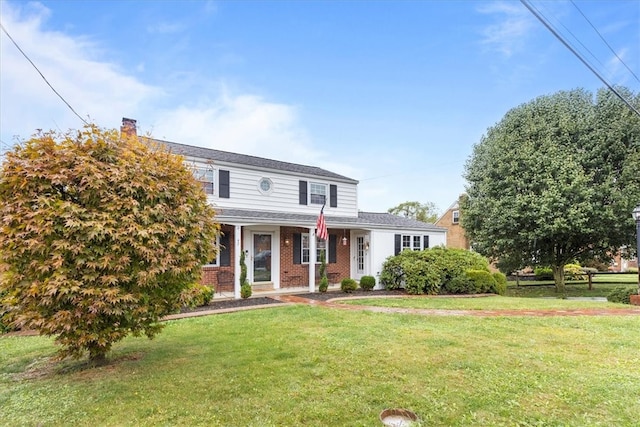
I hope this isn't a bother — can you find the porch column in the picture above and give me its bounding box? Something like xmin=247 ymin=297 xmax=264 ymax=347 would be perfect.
xmin=308 ymin=226 xmax=316 ymax=293
xmin=234 ymin=224 xmax=242 ymax=299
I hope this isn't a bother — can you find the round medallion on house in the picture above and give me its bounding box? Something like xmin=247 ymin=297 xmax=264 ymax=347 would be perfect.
xmin=258 ymin=177 xmax=273 ymax=194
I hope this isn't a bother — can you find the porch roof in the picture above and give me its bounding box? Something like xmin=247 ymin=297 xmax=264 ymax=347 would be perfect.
xmin=214 ymin=208 xmax=446 ymax=232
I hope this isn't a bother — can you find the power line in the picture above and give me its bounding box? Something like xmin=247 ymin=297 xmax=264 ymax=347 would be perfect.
xmin=0 ymin=22 xmax=89 ymax=126
xmin=520 ymin=0 xmax=640 ymax=118
xmin=570 ymin=0 xmax=640 ymax=84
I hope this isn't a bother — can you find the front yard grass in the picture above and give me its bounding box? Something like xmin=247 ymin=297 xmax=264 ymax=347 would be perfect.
xmin=2 ymin=304 xmax=640 ymax=426
xmin=506 ymin=281 xmax=638 ymax=298
xmin=337 ymin=295 xmax=628 ymax=310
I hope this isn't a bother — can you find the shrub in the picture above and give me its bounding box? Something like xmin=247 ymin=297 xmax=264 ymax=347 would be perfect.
xmin=179 ymin=283 xmax=214 ymax=308
xmin=340 ymin=278 xmax=358 ymax=293
xmin=379 ymin=254 xmax=406 ymax=290
xmin=0 ymin=288 xmax=15 ymax=333
xmin=442 ymin=275 xmax=475 ymax=294
xmin=240 ymin=283 xmax=252 ymax=299
xmin=534 ymin=267 xmax=554 ymax=280
xmin=607 ymin=287 xmax=637 ymax=304
xmin=465 ymin=270 xmax=497 ymax=293
xmin=491 ymin=272 xmax=507 ymax=295
xmin=0 ymin=124 xmax=220 ymax=362
xmin=564 ymin=263 xmax=585 ymax=281
xmin=359 ymin=275 xmax=376 ymax=291
xmin=319 ymin=276 xmax=329 ymax=293
xmin=379 ymin=247 xmax=491 ymax=294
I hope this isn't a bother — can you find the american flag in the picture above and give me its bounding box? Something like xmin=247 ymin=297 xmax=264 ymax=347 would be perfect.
xmin=316 ymin=205 xmax=328 ymax=241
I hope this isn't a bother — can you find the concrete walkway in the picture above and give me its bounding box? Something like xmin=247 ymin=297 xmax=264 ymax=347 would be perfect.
xmin=166 ymin=293 xmax=640 ymax=320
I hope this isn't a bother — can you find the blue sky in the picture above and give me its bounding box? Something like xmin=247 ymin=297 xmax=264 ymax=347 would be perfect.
xmin=1 ymin=1 xmax=639 ymax=214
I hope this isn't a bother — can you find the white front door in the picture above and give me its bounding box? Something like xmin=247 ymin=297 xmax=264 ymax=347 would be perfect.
xmin=353 ymin=234 xmax=369 ymax=280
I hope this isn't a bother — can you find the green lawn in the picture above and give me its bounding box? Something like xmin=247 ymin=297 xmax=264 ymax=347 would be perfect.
xmin=337 ymin=295 xmax=627 ymax=310
xmin=2 ymin=303 xmax=640 ymax=426
xmin=506 ymin=280 xmax=638 ymax=298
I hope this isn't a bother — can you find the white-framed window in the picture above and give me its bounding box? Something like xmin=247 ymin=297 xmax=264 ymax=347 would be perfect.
xmin=302 ymin=233 xmax=328 ymax=263
xmin=192 ymin=165 xmax=215 ymax=195
xmin=309 ymin=182 xmax=327 ymax=205
xmin=204 ymin=235 xmax=221 ymax=266
xmin=402 ymin=234 xmax=426 ymax=251
xmin=452 ymin=210 xmax=460 ymax=224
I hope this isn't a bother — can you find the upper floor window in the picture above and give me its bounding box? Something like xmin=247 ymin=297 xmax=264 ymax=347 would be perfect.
xmin=452 ymin=210 xmax=460 ymax=224
xmin=302 ymin=234 xmax=328 ymax=263
xmin=193 ymin=166 xmax=215 ymax=195
xmin=310 ymin=182 xmax=327 ymax=205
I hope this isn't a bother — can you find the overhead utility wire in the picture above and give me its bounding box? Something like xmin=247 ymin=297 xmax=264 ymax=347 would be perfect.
xmin=0 ymin=22 xmax=89 ymax=126
xmin=520 ymin=0 xmax=640 ymax=118
xmin=536 ymin=1 xmax=609 ymax=76
xmin=570 ymin=0 xmax=640 ymax=84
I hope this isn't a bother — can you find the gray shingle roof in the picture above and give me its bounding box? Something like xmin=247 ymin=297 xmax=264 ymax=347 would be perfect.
xmin=152 ymin=138 xmax=358 ymax=184
xmin=214 ymin=208 xmax=446 ymax=232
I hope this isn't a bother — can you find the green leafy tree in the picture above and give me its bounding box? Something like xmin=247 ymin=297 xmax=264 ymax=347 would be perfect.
xmin=462 ymin=88 xmax=640 ymax=294
xmin=388 ymin=201 xmax=439 ymax=223
xmin=0 ymin=124 xmax=220 ymax=362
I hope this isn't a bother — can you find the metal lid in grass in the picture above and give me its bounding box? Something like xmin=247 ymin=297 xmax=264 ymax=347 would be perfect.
xmin=379 ymin=408 xmax=418 ymax=426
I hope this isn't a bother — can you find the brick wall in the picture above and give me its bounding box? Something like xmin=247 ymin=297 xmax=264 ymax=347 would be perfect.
xmin=280 ymin=226 xmax=351 ymax=286
xmin=435 ymin=208 xmax=470 ymax=250
xmin=199 ymin=225 xmax=354 ymax=291
xmin=201 ymin=225 xmax=236 ymax=293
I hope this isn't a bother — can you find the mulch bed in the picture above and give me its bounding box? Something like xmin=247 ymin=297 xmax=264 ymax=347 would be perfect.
xmin=180 ymin=297 xmax=285 ymax=313
xmin=294 ymin=289 xmax=408 ymax=301
xmin=180 ymin=289 xmax=408 ymax=313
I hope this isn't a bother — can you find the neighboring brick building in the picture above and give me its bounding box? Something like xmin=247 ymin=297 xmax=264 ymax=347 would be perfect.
xmin=435 ymin=197 xmax=470 ymax=250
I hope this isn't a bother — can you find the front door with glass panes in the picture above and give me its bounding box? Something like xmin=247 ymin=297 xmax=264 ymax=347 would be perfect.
xmin=253 ymin=234 xmax=272 ymax=283
xmin=354 ymin=234 xmax=368 ymax=279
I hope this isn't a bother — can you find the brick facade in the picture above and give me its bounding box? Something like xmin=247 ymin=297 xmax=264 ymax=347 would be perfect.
xmin=279 ymin=227 xmax=351 ymax=287
xmin=201 ymin=225 xmax=236 ymax=293
xmin=201 ymin=225 xmax=352 ymax=292
xmin=435 ymin=204 xmax=470 ymax=250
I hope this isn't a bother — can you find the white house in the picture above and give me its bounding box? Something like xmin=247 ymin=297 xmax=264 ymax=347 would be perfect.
xmin=123 ymin=118 xmax=447 ymax=298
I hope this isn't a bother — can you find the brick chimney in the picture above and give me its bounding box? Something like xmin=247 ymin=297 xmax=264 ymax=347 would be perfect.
xmin=121 ymin=117 xmax=137 ymax=138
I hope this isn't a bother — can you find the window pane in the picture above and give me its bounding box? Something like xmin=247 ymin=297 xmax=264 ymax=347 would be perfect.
xmin=402 ymin=235 xmax=411 ymax=249
xmin=302 ymin=234 xmax=310 ymax=263
xmin=193 ymin=166 xmax=215 ymax=195
xmin=310 ymin=182 xmax=327 ymax=205
xmin=413 ymin=236 xmax=421 ymax=250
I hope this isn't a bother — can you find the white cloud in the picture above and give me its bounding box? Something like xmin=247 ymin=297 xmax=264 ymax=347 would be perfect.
xmin=0 ymin=1 xmax=159 ymax=141
xmin=0 ymin=1 xmax=356 ymax=188
xmin=477 ymin=1 xmax=535 ymax=57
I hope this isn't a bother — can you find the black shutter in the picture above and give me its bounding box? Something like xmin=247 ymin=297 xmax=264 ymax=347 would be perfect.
xmin=329 ymin=234 xmax=337 ymax=263
xmin=329 ymin=184 xmax=337 ymax=208
xmin=299 ymin=181 xmax=307 ymax=205
xmin=394 ymin=234 xmax=401 ymax=255
xmin=219 ymin=170 xmax=230 ymax=198
xmin=219 ymin=233 xmax=231 ymax=266
xmin=423 ymin=235 xmax=429 ymax=249
xmin=293 ymin=233 xmax=301 ymax=264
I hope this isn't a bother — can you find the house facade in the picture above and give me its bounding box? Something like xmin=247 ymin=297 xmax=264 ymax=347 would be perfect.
xmin=435 ymin=197 xmax=470 ymax=250
xmin=122 ymin=119 xmax=447 ymax=298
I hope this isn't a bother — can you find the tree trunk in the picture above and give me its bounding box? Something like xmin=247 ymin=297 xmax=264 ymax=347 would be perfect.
xmin=552 ymin=264 xmax=566 ymax=296
xmin=89 ymin=351 xmax=108 ymax=366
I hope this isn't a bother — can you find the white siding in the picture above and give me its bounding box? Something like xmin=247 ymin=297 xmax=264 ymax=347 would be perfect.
xmin=368 ymin=229 xmax=447 ymax=289
xmin=186 ymin=158 xmax=358 ymax=217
